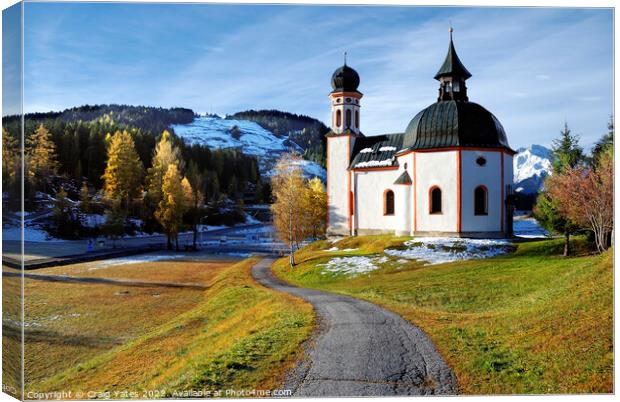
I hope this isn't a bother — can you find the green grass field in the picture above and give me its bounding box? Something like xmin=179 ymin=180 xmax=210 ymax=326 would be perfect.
xmin=273 ymin=236 xmax=613 ymax=394
xmin=7 ymin=257 xmax=314 ymax=398
xmin=2 ymin=265 xmax=23 ymax=399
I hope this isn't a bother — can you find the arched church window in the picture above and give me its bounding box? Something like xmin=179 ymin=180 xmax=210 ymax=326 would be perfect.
xmin=430 ymin=186 xmax=442 ymax=214
xmin=384 ymin=190 xmax=395 ymax=216
xmin=355 ymin=110 xmax=359 ymax=128
xmin=474 ymin=186 xmax=488 ymax=215
xmin=346 ymin=109 xmax=352 ymax=128
xmin=336 ymin=110 xmax=342 ymax=127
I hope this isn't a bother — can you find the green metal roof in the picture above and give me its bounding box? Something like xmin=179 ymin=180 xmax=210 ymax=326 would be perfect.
xmin=403 ymin=101 xmax=512 ymax=151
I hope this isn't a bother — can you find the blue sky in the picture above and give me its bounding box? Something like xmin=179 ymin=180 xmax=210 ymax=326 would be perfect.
xmin=17 ymin=3 xmax=614 ymax=149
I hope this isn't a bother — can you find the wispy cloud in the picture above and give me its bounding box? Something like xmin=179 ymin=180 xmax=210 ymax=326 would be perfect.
xmin=22 ymin=4 xmax=612 ymax=149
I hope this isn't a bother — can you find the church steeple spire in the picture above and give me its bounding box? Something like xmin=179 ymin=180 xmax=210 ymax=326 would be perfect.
xmin=435 ymin=27 xmax=471 ymax=102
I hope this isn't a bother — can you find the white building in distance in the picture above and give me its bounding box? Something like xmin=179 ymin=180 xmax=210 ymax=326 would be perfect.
xmin=326 ymin=32 xmax=515 ymax=238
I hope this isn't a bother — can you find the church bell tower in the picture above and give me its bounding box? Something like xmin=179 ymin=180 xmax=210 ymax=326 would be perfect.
xmin=326 ymin=54 xmax=362 ymax=236
xmin=435 ymin=28 xmax=472 ymax=102
xmin=329 ymin=53 xmax=362 ymax=134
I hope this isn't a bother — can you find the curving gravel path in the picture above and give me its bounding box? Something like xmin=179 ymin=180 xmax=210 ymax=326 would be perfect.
xmin=251 ymin=258 xmax=458 ymax=397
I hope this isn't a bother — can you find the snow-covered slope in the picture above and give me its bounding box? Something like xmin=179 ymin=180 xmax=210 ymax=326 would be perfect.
xmin=513 ymin=144 xmax=552 ymax=194
xmin=171 ymin=116 xmax=326 ymax=180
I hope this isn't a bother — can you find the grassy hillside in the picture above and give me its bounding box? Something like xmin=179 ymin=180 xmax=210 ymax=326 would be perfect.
xmin=273 ymin=237 xmax=613 ymax=394
xmin=20 ymin=258 xmax=314 ymax=396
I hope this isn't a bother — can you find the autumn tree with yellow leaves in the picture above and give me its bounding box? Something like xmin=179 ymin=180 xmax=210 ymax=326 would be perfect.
xmin=102 ymin=130 xmax=144 ymax=212
xmin=271 ymin=153 xmax=327 ymax=267
xmin=26 ymin=124 xmax=59 ymax=193
xmin=155 ymin=164 xmax=193 ymax=250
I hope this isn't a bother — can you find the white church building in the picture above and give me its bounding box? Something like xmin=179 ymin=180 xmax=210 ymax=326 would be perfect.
xmin=326 ymin=33 xmax=515 ymax=238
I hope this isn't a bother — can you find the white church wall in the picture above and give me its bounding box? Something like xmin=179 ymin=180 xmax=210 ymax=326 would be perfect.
xmin=460 ymin=150 xmax=502 ymax=232
xmin=327 ymin=135 xmax=354 ymax=236
xmin=503 ymin=152 xmax=514 ymax=192
xmin=414 ymin=151 xmax=458 ymax=233
xmin=354 ymin=169 xmax=399 ymax=233
xmin=395 ymin=184 xmax=411 ymax=235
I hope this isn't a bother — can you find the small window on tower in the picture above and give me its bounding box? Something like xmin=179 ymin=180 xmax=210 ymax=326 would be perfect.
xmin=336 ymin=110 xmax=342 ymax=127
xmin=355 ymin=110 xmax=359 ymax=128
xmin=346 ymin=97 xmax=352 ymax=103
xmin=476 ymin=156 xmax=487 ymax=166
xmin=346 ymin=109 xmax=352 ymax=128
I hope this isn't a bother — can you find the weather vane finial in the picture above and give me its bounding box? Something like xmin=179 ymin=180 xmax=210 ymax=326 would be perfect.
xmin=344 ymin=51 xmax=347 ymax=66
xmin=449 ymin=23 xmax=453 ymax=37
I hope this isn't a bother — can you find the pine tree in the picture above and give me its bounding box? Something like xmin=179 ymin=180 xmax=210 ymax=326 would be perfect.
xmin=53 ymin=187 xmax=80 ymax=239
xmin=102 ymin=130 xmax=144 ymax=211
xmin=155 ymin=164 xmax=187 ymax=250
xmin=26 ymin=124 xmax=59 ymax=192
xmin=551 ymin=122 xmax=584 ymax=173
xmin=2 ymin=128 xmax=20 ymax=208
xmin=102 ymin=199 xmax=125 ymax=248
xmin=228 ymin=175 xmax=239 ymax=199
xmin=592 ymin=115 xmax=614 ymax=162
xmin=533 ymin=193 xmax=580 ymax=256
xmin=535 ymin=122 xmax=585 ymax=256
xmin=79 ymin=181 xmax=92 ymax=215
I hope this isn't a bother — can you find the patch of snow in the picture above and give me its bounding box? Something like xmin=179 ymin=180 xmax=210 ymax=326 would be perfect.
xmin=172 ymin=116 xmax=325 ymax=180
xmin=82 ymin=214 xmax=105 ymax=228
xmin=229 ymin=225 xmax=274 ymax=235
xmin=196 ymin=224 xmax=228 ymax=232
xmin=319 ymin=255 xmax=389 ymax=276
xmin=385 ymin=237 xmax=512 ymax=265
xmin=244 ymin=213 xmax=261 ymax=225
xmin=87 ymin=254 xmax=188 ymax=270
xmin=172 ymin=116 xmax=291 ymax=157
xmin=360 ymin=148 xmax=373 ymax=153
xmin=354 ymin=159 xmax=394 ymax=168
xmin=288 ymin=158 xmax=327 ymax=181
xmin=327 ymin=247 xmax=358 ymax=252
xmin=379 ymin=146 xmax=397 ymax=152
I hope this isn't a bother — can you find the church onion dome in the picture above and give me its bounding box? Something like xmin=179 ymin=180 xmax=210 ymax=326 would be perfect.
xmin=331 ymin=64 xmax=360 ymax=93
xmin=402 ymin=101 xmax=512 ymax=151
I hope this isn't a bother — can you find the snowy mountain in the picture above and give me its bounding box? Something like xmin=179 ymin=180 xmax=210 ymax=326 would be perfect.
xmin=513 ymin=144 xmax=552 ymax=194
xmin=171 ymin=116 xmax=326 ymax=180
